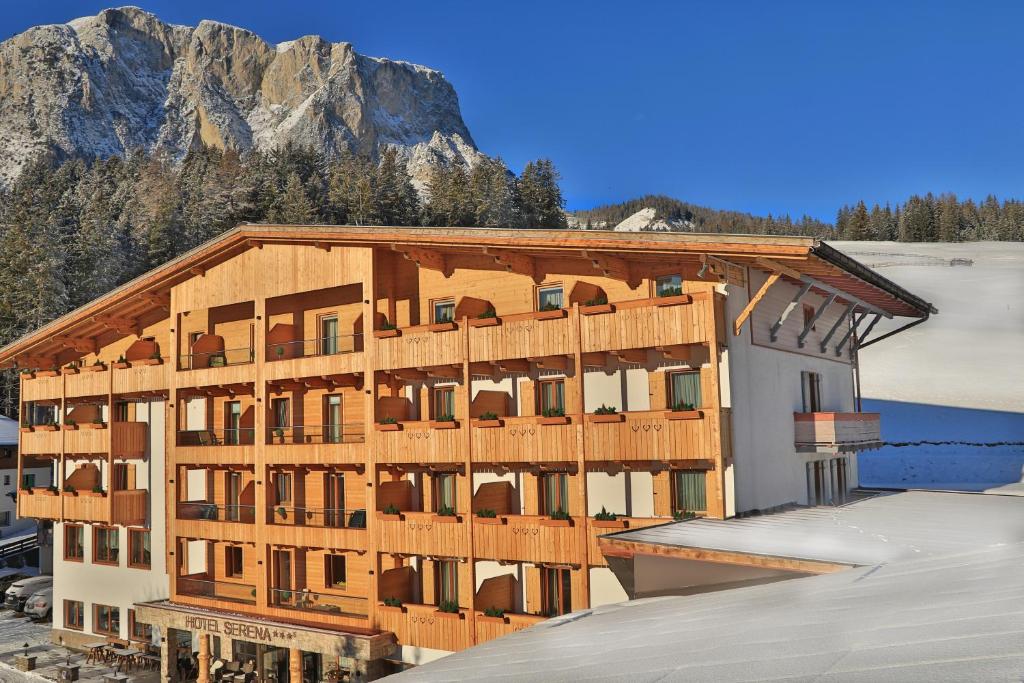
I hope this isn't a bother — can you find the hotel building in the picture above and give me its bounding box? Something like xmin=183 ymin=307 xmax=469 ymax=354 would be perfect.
xmin=1 ymin=226 xmax=933 ymax=679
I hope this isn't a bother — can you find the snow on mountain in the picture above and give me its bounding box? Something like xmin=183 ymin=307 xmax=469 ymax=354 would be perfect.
xmin=0 ymin=6 xmax=487 ymax=188
xmin=611 ymin=207 xmax=695 ymax=232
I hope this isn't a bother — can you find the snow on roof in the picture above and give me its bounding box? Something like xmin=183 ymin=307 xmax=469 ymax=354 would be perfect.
xmin=397 ymin=491 xmax=1024 ymax=682
xmin=0 ymin=415 xmax=18 ymax=446
xmin=604 ymin=490 xmax=1024 ymax=566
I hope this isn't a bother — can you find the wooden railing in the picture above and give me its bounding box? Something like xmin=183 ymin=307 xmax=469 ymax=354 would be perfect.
xmin=586 ymin=410 xmax=715 ymax=462
xmin=21 ymin=373 xmax=62 ymax=402
xmin=375 ymin=421 xmax=466 ymax=463
xmin=468 ymin=311 xmax=572 ymax=362
xmin=579 ymin=294 xmax=711 ymax=352
xmin=794 ymin=412 xmax=882 ymax=452
xmin=64 ymin=369 xmax=111 ymax=398
xmin=376 ymin=325 xmax=463 ymax=370
xmin=20 ymin=429 xmax=62 ymax=455
xmin=471 ymin=416 xmax=578 ymax=463
xmin=376 ymin=511 xmax=469 ymax=556
xmin=63 ymin=492 xmax=111 ymax=524
xmin=17 ymin=490 xmax=61 ymax=520
xmin=112 ymin=362 xmax=168 ymax=395
xmin=375 ymin=602 xmax=472 ymax=652
xmin=472 ymin=515 xmax=586 ymax=564
xmin=474 ymin=612 xmax=546 ymax=644
xmin=112 ymin=489 xmax=148 ymax=526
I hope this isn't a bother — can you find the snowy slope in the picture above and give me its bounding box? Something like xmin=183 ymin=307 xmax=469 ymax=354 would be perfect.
xmin=828 ymin=241 xmax=1024 ymax=490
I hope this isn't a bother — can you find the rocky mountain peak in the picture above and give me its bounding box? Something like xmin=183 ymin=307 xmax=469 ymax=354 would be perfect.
xmin=0 ymin=6 xmax=484 ymax=187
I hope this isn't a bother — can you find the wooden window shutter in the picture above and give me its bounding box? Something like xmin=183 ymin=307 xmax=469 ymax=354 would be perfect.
xmin=649 ymin=371 xmax=667 ymax=410
xmin=519 ymin=378 xmax=535 ymax=416
xmin=126 ymin=464 xmax=136 ymax=490
xmin=526 ymin=566 xmax=541 ymax=614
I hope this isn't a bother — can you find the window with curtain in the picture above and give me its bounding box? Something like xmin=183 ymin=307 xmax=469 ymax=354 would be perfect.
xmin=274 ymin=472 xmax=293 ymax=505
xmin=434 ymin=473 xmax=456 ymax=511
xmin=537 ymin=285 xmax=563 ymax=310
xmin=436 ymin=560 xmax=458 ymax=606
xmin=538 ymin=379 xmax=565 ymax=415
xmin=433 ymin=386 xmax=455 ymax=419
xmin=94 ymin=527 xmax=119 ymax=564
xmin=541 ymin=567 xmax=572 ymax=616
xmin=64 ymin=600 xmax=84 ymax=630
xmin=668 ymin=371 xmax=702 ymax=410
xmin=94 ymin=604 xmax=120 ymax=635
xmin=433 ymin=299 xmax=455 ymax=323
xmin=64 ymin=525 xmax=84 ymax=561
xmin=673 ymin=471 xmax=707 ymax=513
xmin=324 ymin=395 xmax=342 ymax=443
xmin=540 ymin=473 xmax=569 ymax=515
xmin=272 ymin=398 xmax=290 ymax=429
xmin=320 ymin=314 xmax=339 ymax=355
xmin=801 ymin=371 xmax=822 ymax=412
xmin=129 ymin=529 xmax=151 ymax=569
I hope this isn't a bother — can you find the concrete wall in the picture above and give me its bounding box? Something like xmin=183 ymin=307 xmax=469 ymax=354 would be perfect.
xmin=51 ymin=400 xmax=168 ymax=640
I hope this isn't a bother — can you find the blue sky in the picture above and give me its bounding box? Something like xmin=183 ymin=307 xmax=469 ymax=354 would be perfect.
xmin=4 ymin=1 xmax=1024 ymax=220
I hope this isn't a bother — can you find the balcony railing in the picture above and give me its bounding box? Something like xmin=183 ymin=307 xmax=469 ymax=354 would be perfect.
xmin=269 ymin=589 xmax=368 ymax=617
xmin=177 ymin=577 xmax=256 ymax=605
xmin=177 ymin=428 xmax=255 ymax=447
xmin=177 ymin=501 xmax=256 ymax=524
xmin=178 ymin=346 xmax=254 ymax=370
xmin=266 ymin=334 xmax=363 ymax=361
xmin=266 ymin=425 xmax=365 ymax=445
xmin=794 ymin=412 xmax=882 ymax=453
xmin=267 ymin=506 xmax=366 ymax=529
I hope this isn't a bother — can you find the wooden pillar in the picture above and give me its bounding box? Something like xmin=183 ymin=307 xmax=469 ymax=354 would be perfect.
xmin=253 ymin=295 xmax=269 ymax=610
xmin=569 ymin=303 xmax=590 ymax=607
xmin=167 ymin=296 xmax=181 ymax=599
xmin=362 ymin=247 xmax=380 ymax=626
xmin=460 ymin=317 xmax=477 ymax=642
xmin=197 ymin=634 xmax=210 ymax=683
xmin=703 ymin=289 xmax=727 ymax=519
xmin=288 ymin=647 xmax=301 ymax=683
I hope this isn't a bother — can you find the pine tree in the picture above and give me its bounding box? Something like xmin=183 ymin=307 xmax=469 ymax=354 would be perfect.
xmin=846 ymin=201 xmax=870 ymax=240
xmin=519 ymin=159 xmax=567 ymax=229
xmin=272 ymin=172 xmax=318 ymax=224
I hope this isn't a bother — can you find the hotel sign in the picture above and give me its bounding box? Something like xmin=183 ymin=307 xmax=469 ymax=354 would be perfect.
xmin=184 ymin=614 xmax=297 ymax=645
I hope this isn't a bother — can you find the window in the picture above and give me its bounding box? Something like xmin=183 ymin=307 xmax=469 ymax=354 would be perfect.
xmin=3 ymin=475 xmax=9 ymax=486
xmin=432 ymin=386 xmax=455 ymax=420
xmin=434 ymin=473 xmax=457 ymax=512
xmin=326 ymin=555 xmax=347 ymax=588
xmin=273 ymin=472 xmax=293 ymax=505
xmin=319 ymin=314 xmax=339 ymax=355
xmin=272 ymin=398 xmax=290 ymax=429
xmin=94 ymin=604 xmax=120 ymax=636
xmin=539 ymin=473 xmax=569 ymax=516
xmin=112 ymin=463 xmax=134 ymax=491
xmin=225 ymin=401 xmax=242 ymax=445
xmin=538 ymin=379 xmax=565 ymax=416
xmin=432 ymin=299 xmax=455 ymax=324
xmin=64 ymin=600 xmax=85 ymax=630
xmin=226 ymin=471 xmax=244 ymax=522
xmin=672 ymin=471 xmax=707 ymax=513
xmin=113 ymin=401 xmax=129 ymax=422
xmin=541 ymin=567 xmax=571 ymax=617
xmin=94 ymin=527 xmax=119 ymax=565
xmin=64 ymin=524 xmax=84 ymax=561
xmin=226 ymin=546 xmax=244 ymax=578
xmin=668 ymin=371 xmax=702 ymax=410
xmin=801 ymin=371 xmax=822 ymax=413
xmin=0 ymin=511 xmax=9 ymax=527
xmin=655 ymin=274 xmax=683 ymax=297
xmin=129 ymin=609 xmax=152 ymax=641
xmin=436 ymin=560 xmax=458 ymax=606
xmin=21 ymin=473 xmax=36 ymax=489
xmin=323 ymin=395 xmax=342 ymax=444
xmin=802 ymin=304 xmax=817 ymax=332
xmin=128 ymin=529 xmax=151 ymax=569
xmin=537 ymin=285 xmax=563 ymax=311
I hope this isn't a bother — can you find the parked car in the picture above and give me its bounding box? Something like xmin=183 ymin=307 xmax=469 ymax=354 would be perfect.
xmin=23 ymin=587 xmax=51 ymax=619
xmin=4 ymin=575 xmax=52 ymax=612
xmin=0 ymin=571 xmax=31 ymax=601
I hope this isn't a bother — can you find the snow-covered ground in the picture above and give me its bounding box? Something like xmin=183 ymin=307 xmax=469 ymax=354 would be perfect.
xmin=828 ymin=242 xmax=1024 ymax=491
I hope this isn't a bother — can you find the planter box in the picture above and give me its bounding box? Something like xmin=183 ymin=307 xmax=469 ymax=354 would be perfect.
xmin=19 ymin=427 xmax=32 ymax=433
xmin=432 ymin=514 xmax=461 ymax=524
xmin=655 ymin=294 xmax=693 ymax=307
xmin=434 ymin=610 xmax=465 ymax=620
xmin=665 ymin=410 xmax=704 ymax=420
xmin=37 ymin=490 xmax=59 ymax=496
xmin=534 ymin=308 xmax=566 ymax=320
xmin=430 ymin=420 xmax=459 ymax=429
xmin=35 ymin=371 xmax=59 ymax=378
xmin=537 ymin=416 xmax=569 ymax=426
xmin=588 ymin=413 xmax=624 ymax=423
xmin=135 ymin=358 xmax=163 ymax=366
xmin=376 ymin=512 xmax=404 ymax=521
xmin=35 ymin=425 xmax=58 ymax=431
xmin=81 ymin=365 xmax=106 ymax=373
xmin=591 ymin=519 xmax=627 ymax=529
xmin=473 ymin=516 xmax=505 ymax=525
xmin=539 ymin=517 xmax=573 ymax=527
xmin=472 ymin=419 xmax=503 ymax=428
xmin=80 ymin=491 xmax=106 ymax=498
xmin=61 ymin=368 xmax=79 ymax=375
xmin=14 ymin=655 xmax=36 ymax=672
xmin=428 ymin=322 xmax=458 ymax=332
xmin=469 ymin=317 xmax=500 ymax=328
xmin=61 ymin=425 xmax=79 ymax=431
xmin=375 ymin=422 xmax=402 ymax=431
xmin=112 ymin=362 xmax=131 ymax=369
xmin=61 ymin=491 xmax=79 ymax=497
xmin=374 ymin=329 xmax=401 ymax=339
xmin=80 ymin=423 xmax=106 ymax=430
xmin=19 ymin=373 xmax=35 ymax=380
xmin=475 ymin=614 xmax=508 ymax=624
xmin=378 ymin=604 xmax=406 ymax=614
xmin=580 ymin=303 xmax=614 ymax=315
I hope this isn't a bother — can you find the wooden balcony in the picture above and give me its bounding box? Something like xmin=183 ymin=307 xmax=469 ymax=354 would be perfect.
xmin=176 ymin=576 xmax=256 ymax=606
xmin=20 ymin=428 xmax=62 ymax=455
xmin=112 ymin=489 xmax=148 ymax=526
xmin=585 ymin=517 xmax=669 ymax=566
xmin=111 ymin=362 xmax=169 ymax=395
xmin=64 ymin=422 xmax=147 ymax=457
xmin=579 ymin=293 xmax=711 ymax=353
xmin=264 ymin=507 xmax=367 ymax=550
xmin=474 ymin=612 xmax=546 ymax=645
xmin=176 ymin=503 xmax=257 ymax=543
xmin=21 ymin=373 xmax=63 ymax=401
xmin=263 ymin=347 xmax=363 ymax=382
xmin=63 ymin=492 xmax=111 ymax=524
xmin=17 ymin=490 xmax=61 ymax=520
xmin=586 ymin=410 xmax=715 ymax=462
xmin=264 ymin=440 xmax=366 ymax=465
xmin=471 ymin=416 xmax=578 ymax=463
xmin=472 ymin=515 xmax=586 ymax=564
xmin=375 ymin=602 xmax=472 ymax=652
xmin=468 ymin=311 xmax=572 ymax=362
xmin=376 ymin=325 xmax=463 ymax=370
xmin=174 ymin=444 xmax=254 ymax=466
xmin=377 ymin=511 xmax=469 ymax=557
xmin=375 ymin=421 xmax=466 ymax=463
xmin=64 ymin=368 xmax=111 ymax=398
xmin=794 ymin=412 xmax=882 ymax=453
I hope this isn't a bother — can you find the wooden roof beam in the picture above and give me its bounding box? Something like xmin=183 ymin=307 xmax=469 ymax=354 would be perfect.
xmin=92 ymin=315 xmax=139 ymax=336
xmin=393 ymin=245 xmax=451 ymax=277
xmin=483 ymin=248 xmax=541 ymax=283
xmin=733 ymin=271 xmax=781 ymax=336
xmin=797 ymin=294 xmax=836 ymax=349
xmin=529 ymin=356 xmax=568 ymax=371
xmin=583 ymin=251 xmax=641 ymax=288
xmin=54 ymin=336 xmax=97 ymax=354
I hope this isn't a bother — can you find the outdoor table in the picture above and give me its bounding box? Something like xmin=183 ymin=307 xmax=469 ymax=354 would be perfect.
xmin=141 ymin=654 xmax=162 ymax=671
xmin=84 ymin=642 xmax=109 ymax=664
xmin=108 ymin=648 xmax=140 ymax=673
